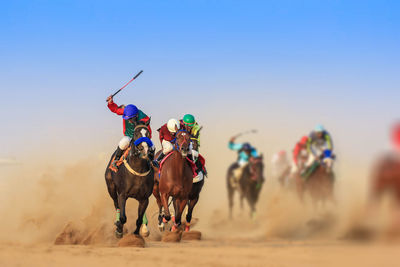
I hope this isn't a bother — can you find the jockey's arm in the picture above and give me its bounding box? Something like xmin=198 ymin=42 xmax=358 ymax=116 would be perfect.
xmin=228 ymin=141 xmax=243 ymax=151
xmin=107 ymin=101 xmax=124 ymax=115
xmin=324 ymin=132 xmax=333 ymax=151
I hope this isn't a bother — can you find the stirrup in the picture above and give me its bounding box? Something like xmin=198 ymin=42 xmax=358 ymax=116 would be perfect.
xmin=109 ymin=160 xmax=119 ymax=172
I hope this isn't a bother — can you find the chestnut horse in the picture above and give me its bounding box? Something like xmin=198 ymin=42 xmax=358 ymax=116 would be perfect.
xmin=105 ymin=124 xmax=154 ymax=238
xmin=371 ymin=153 xmax=400 ymax=203
xmin=153 ymin=130 xmax=193 ymax=231
xmin=295 ymin=158 xmax=334 ymax=205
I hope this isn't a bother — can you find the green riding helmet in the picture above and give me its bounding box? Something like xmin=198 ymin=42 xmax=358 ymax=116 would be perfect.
xmin=183 ymin=114 xmax=196 ymax=126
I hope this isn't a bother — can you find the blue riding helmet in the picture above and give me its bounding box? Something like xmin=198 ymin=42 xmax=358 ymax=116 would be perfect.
xmin=242 ymin=143 xmax=252 ymax=151
xmin=314 ymin=124 xmax=325 ymax=132
xmin=122 ymin=104 xmax=139 ymax=120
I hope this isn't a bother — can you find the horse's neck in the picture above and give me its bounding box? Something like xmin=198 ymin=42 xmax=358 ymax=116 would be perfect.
xmin=127 ymin=155 xmax=148 ymax=171
xmin=171 ymin=151 xmax=187 ymax=173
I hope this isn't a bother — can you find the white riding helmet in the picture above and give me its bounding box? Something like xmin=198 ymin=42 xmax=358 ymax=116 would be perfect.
xmin=167 ymin=118 xmax=180 ymax=133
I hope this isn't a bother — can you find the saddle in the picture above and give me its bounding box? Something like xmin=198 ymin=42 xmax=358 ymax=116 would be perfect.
xmin=158 ymin=152 xmax=205 ymax=182
xmin=108 ymin=147 xmax=131 ymax=173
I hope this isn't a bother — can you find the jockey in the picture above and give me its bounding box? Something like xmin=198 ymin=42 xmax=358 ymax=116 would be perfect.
xmin=153 ymin=118 xmax=180 ymax=167
xmin=271 ymin=150 xmax=291 ymax=186
xmin=229 ymin=136 xmax=259 ymax=181
xmin=392 ymin=122 xmax=400 ymax=153
xmin=107 ymin=95 xmax=154 ymax=169
xmin=291 ymin=135 xmax=310 ymax=174
xmin=306 ymin=124 xmax=333 ymax=165
xmin=179 ymin=114 xmax=206 ymax=176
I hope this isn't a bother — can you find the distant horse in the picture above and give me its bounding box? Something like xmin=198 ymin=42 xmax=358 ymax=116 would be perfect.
xmin=227 ymin=156 xmax=265 ymax=219
xmin=105 ymin=124 xmax=154 ymax=238
xmin=371 ymin=154 xmax=400 ymax=203
xmin=295 ymin=157 xmax=334 ymax=205
xmin=153 ymin=130 xmax=193 ymax=231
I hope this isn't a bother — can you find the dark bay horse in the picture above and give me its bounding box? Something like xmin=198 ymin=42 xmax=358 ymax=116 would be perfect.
xmin=227 ymin=156 xmax=265 ymax=219
xmin=295 ymin=157 xmax=334 ymax=205
xmin=105 ymin=124 xmax=154 ymax=238
xmin=184 ymin=135 xmax=205 ymax=232
xmin=153 ymin=130 xmax=193 ymax=232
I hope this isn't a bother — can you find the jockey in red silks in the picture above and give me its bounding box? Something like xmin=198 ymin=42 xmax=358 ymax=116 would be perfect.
xmin=392 ymin=122 xmax=400 ymax=153
xmin=107 ymin=95 xmax=154 ymax=169
xmin=153 ymin=118 xmax=180 ymax=167
xmin=291 ymin=136 xmax=310 ymax=174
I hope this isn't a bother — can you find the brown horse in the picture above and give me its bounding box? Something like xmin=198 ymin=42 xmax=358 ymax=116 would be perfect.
xmin=153 ymin=130 xmax=193 ymax=231
xmin=371 ymin=153 xmax=400 ymax=203
xmin=105 ymin=124 xmax=154 ymax=238
xmin=295 ymin=158 xmax=334 ymax=205
xmin=227 ymin=156 xmax=265 ymax=219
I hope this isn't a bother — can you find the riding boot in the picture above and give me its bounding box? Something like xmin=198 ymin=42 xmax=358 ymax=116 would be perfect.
xmin=112 ymin=147 xmax=124 ymax=169
xmin=195 ymin=160 xmax=207 ymax=177
xmin=152 ymin=152 xmax=165 ymax=168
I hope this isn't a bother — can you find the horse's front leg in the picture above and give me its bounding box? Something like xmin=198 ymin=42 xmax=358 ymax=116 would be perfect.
xmin=185 ymin=197 xmax=199 ymax=232
xmin=134 ymin=198 xmax=149 ymax=235
xmin=153 ymin=182 xmax=165 ymax=231
xmin=115 ymin=193 xmax=127 ymax=238
xmin=161 ymin=193 xmax=171 ymax=222
xmin=172 ymin=198 xmax=188 ymax=232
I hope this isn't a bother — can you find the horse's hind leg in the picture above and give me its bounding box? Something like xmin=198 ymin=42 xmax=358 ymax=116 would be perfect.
xmin=134 ymin=198 xmax=149 ymax=235
xmin=185 ymin=197 xmax=199 ymax=232
xmin=115 ymin=194 xmax=127 ymax=238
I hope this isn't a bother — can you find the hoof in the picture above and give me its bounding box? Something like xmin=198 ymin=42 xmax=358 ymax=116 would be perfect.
xmin=158 ymin=222 xmax=165 ymax=232
xmin=182 ymin=230 xmax=202 ymax=241
xmin=161 ymin=230 xmax=182 ymax=242
xmin=115 ymin=230 xmax=123 ymax=239
xmin=118 ymin=234 xmax=145 ymax=247
xmin=139 ymin=224 xmax=150 ymax=237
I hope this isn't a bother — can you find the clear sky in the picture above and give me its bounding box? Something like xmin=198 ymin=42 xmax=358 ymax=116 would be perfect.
xmin=1 ymin=0 xmax=399 ymax=167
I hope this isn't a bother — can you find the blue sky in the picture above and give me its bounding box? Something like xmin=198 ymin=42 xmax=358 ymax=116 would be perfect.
xmin=1 ymin=0 xmax=399 ymax=161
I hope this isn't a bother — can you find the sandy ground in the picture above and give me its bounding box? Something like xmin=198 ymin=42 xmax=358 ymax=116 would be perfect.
xmin=1 ymin=151 xmax=399 ymax=266
xmin=1 ymin=239 xmax=400 ymax=267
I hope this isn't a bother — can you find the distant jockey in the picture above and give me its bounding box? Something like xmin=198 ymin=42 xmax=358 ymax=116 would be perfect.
xmin=291 ymin=136 xmax=310 ymax=174
xmin=303 ymin=124 xmax=334 ymax=178
xmin=153 ymin=118 xmax=180 ymax=167
xmin=107 ymin=95 xmax=154 ymax=170
xmin=228 ymin=136 xmax=259 ymax=183
xmin=392 ymin=122 xmax=400 ymax=153
xmin=179 ymin=114 xmax=207 ymax=176
xmin=271 ymin=150 xmax=291 ymax=186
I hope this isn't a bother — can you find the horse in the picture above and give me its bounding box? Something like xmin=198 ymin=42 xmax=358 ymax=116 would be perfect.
xmin=183 ymin=134 xmax=205 ymax=232
xmin=295 ymin=156 xmax=335 ymax=205
xmin=152 ymin=130 xmax=193 ymax=232
xmin=105 ymin=124 xmax=154 ymax=238
xmin=227 ymin=155 xmax=265 ymax=219
xmin=371 ymin=153 xmax=400 ymax=203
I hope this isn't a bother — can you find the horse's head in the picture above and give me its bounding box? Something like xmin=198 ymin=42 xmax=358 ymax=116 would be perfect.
xmin=249 ymin=155 xmax=264 ymax=185
xmin=175 ymin=130 xmax=191 ymax=157
xmin=130 ymin=124 xmax=153 ymax=159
